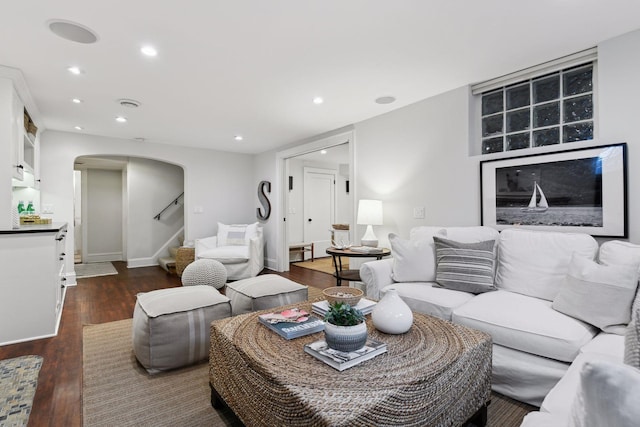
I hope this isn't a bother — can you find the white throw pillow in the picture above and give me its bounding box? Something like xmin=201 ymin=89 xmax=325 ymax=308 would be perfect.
xmin=217 ymin=222 xmax=258 ymax=246
xmin=389 ymin=232 xmax=439 ymax=282
xmin=553 ymin=254 xmax=639 ymax=334
xmin=569 ymin=359 xmax=640 ymax=427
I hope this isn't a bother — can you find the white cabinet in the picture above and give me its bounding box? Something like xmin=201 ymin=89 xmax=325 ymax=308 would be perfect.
xmin=0 ymin=223 xmax=68 ymax=345
xmin=9 ymin=86 xmax=25 ymax=180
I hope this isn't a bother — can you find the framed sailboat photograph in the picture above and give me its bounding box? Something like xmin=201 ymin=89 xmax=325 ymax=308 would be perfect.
xmin=480 ymin=143 xmax=627 ymax=237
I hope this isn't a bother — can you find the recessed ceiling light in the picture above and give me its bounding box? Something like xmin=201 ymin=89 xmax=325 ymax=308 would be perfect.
xmin=67 ymin=66 xmax=82 ymax=75
xmin=74 ymin=126 xmax=83 ymax=130
xmin=48 ymin=19 xmax=98 ymax=44
xmin=313 ymin=97 xmax=324 ymax=105
xmin=115 ymin=116 xmax=127 ymax=123
xmin=320 ymin=150 xmax=327 ymax=154
xmin=375 ymin=96 xmax=396 ymax=105
xmin=141 ymin=46 xmax=158 ymax=57
xmin=234 ymin=135 xmax=243 ymax=141
xmin=72 ymin=98 xmax=83 ymax=104
xmin=134 ymin=137 xmax=146 ymax=142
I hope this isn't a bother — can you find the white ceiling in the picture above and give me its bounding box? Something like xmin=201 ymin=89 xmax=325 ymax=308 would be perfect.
xmin=2 ymin=1 xmax=640 ymax=155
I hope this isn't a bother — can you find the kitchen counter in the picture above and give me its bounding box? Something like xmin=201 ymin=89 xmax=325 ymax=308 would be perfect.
xmin=0 ymin=222 xmax=67 ymax=234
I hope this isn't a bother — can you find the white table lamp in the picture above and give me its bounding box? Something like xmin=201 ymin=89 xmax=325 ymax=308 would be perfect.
xmin=357 ymin=199 xmax=383 ymax=247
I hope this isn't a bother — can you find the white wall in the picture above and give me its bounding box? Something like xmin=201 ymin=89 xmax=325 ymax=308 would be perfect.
xmin=598 ymin=29 xmax=640 ymax=242
xmin=254 ymin=28 xmax=640 ymax=268
xmin=126 ymin=157 xmax=184 ymax=264
xmin=40 ymin=130 xmax=255 ymax=283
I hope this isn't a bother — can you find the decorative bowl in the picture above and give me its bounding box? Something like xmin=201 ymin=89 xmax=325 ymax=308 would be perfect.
xmin=322 ymin=287 xmax=364 ymax=307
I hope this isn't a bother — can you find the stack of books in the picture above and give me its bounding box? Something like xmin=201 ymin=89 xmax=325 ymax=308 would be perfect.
xmin=350 ymin=246 xmax=384 ymax=254
xmin=304 ymin=339 xmax=387 ymax=371
xmin=258 ymin=308 xmax=325 ymax=340
xmin=312 ymin=298 xmax=377 ymax=317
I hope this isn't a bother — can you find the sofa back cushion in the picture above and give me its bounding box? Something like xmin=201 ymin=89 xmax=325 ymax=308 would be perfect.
xmin=393 ymin=226 xmax=498 ymax=283
xmin=390 ymin=232 xmax=440 ymax=283
xmin=495 ymin=228 xmax=598 ymax=301
xmin=599 ymin=240 xmax=640 ymax=314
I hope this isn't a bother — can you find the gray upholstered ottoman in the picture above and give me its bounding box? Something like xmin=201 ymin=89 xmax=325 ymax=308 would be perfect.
xmin=226 ymin=274 xmax=308 ymax=316
xmin=132 ymin=285 xmax=231 ymax=373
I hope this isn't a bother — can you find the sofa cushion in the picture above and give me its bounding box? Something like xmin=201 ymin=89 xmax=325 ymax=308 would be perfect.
xmin=442 ymin=226 xmax=499 ymax=243
xmin=552 ymin=254 xmax=638 ymax=334
xmin=625 ymin=308 xmax=640 ymax=370
xmin=198 ymin=245 xmax=249 ymax=264
xmin=433 ymin=236 xmax=496 ymax=294
xmin=580 ymin=332 xmax=625 ymax=358
xmin=452 ymin=290 xmax=597 ymax=362
xmin=389 ymin=232 xmax=438 ymax=282
xmin=570 ymin=359 xmax=640 ymax=427
xmin=217 ymin=222 xmax=258 ymax=246
xmin=540 ymin=352 xmax=621 ymax=419
xmin=381 ymin=282 xmax=474 ymax=321
xmin=495 ymin=228 xmax=598 ymax=301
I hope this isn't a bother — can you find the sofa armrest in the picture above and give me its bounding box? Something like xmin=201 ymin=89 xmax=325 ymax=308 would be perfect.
xmin=360 ymin=258 xmax=395 ymax=300
xmin=247 ymin=235 xmax=265 ymax=275
xmin=195 ymin=236 xmax=218 ymax=258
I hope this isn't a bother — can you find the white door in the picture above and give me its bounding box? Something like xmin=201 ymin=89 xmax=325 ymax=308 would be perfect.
xmin=303 ymin=168 xmax=336 ymax=257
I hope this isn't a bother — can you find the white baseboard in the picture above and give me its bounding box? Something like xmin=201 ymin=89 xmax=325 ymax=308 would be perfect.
xmin=127 ymin=257 xmax=158 ymax=268
xmin=85 ymin=252 xmax=123 ymax=263
xmin=65 ymin=270 xmax=77 ymax=286
xmin=265 ymin=257 xmax=278 ymax=271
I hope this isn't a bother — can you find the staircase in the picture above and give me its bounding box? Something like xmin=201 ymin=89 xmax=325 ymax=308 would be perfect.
xmin=158 ymin=246 xmax=179 ymax=274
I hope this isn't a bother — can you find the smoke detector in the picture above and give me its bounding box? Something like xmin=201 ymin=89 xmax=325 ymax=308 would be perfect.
xmin=118 ymin=99 xmax=141 ymax=108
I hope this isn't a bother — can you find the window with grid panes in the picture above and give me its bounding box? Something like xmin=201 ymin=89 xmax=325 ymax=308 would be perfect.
xmin=481 ymin=63 xmax=594 ymax=154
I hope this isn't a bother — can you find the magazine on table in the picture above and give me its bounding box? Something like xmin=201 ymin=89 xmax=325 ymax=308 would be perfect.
xmin=312 ymin=298 xmax=377 ymax=317
xmin=258 ymin=308 xmax=325 ymax=339
xmin=304 ymin=339 xmax=387 ymax=371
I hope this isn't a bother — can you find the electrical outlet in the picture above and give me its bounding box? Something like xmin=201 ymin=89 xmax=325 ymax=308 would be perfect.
xmin=413 ymin=206 xmax=425 ymax=219
xmin=42 ymin=204 xmax=54 ymax=214
xmin=194 ymin=206 xmax=204 ymax=214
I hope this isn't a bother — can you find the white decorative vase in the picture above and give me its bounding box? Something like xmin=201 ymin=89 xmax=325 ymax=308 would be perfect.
xmin=372 ymin=288 xmax=413 ymax=334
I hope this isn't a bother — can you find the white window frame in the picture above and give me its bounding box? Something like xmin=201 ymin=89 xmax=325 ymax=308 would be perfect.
xmin=472 ymin=48 xmax=598 ymax=155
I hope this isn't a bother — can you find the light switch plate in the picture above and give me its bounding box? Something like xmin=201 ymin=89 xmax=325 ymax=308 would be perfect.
xmin=413 ymin=206 xmax=425 ymax=219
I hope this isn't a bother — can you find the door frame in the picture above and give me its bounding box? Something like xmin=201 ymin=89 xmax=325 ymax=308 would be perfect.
xmin=303 ymin=166 xmax=337 ymax=256
xmin=275 ymin=128 xmax=356 ymax=272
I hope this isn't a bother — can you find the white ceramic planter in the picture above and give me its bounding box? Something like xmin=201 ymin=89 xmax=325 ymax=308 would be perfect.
xmin=372 ymin=288 xmax=413 ymax=334
xmin=324 ymin=321 xmax=368 ymax=352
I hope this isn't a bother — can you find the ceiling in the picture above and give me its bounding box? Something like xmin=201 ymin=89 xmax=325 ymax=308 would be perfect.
xmin=2 ymin=1 xmax=640 ymax=155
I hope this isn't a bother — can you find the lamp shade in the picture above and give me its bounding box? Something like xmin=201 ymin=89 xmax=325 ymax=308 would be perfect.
xmin=357 ymin=199 xmax=383 ymax=225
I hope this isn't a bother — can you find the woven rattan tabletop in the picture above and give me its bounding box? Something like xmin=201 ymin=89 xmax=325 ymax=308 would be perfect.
xmin=209 ymin=302 xmax=492 ymax=427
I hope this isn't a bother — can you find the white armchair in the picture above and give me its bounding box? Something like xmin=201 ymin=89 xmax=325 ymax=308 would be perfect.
xmin=195 ymin=225 xmax=264 ymax=280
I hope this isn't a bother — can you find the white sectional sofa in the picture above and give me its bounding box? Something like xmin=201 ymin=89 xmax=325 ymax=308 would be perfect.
xmin=360 ymin=226 xmax=640 ymax=408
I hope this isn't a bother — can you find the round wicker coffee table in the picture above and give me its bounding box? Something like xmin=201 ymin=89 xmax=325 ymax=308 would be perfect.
xmin=209 ymin=301 xmax=492 ymax=427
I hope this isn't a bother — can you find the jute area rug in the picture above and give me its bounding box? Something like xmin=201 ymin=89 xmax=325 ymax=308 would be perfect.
xmin=75 ymin=262 xmax=118 ymax=279
xmin=292 ymin=256 xmax=346 ymax=275
xmin=0 ymin=355 xmax=43 ymax=426
xmin=83 ymin=291 xmax=534 ymax=427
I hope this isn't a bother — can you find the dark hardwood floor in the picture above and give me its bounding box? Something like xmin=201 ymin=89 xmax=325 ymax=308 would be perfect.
xmin=0 ymin=260 xmax=336 ymax=427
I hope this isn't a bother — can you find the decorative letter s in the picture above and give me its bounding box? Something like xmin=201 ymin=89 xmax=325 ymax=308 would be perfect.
xmin=257 ymin=180 xmax=271 ymax=220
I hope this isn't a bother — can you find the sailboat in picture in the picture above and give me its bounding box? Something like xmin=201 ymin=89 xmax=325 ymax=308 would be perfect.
xmin=521 ymin=181 xmax=549 ymax=212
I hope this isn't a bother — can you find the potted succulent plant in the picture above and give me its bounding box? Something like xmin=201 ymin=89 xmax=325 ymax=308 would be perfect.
xmin=323 ymin=302 xmax=367 ymax=352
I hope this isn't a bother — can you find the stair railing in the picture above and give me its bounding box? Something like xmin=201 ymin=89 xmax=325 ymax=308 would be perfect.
xmin=153 ymin=192 xmax=184 ymax=220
